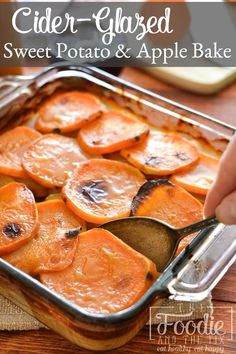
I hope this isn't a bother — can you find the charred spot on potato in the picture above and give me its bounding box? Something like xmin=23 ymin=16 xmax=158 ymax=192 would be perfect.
xmin=174 ymin=152 xmax=189 ymax=161
xmin=145 ymin=156 xmax=162 ymax=166
xmin=146 ymin=272 xmax=154 ymax=281
xmin=134 ymin=136 xmax=140 ymax=142
xmin=3 ymin=223 xmax=21 ymax=239
xmin=65 ymin=227 xmax=82 ymax=239
xmin=131 ymin=179 xmax=173 ymax=215
xmin=52 ymin=128 xmax=61 ymax=134
xmin=79 ymin=180 xmax=108 ymax=203
xmin=92 ymin=139 xmax=102 ymax=145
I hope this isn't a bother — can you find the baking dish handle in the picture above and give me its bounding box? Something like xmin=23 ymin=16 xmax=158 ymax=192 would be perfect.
xmin=156 ymin=224 xmax=236 ymax=302
xmin=0 ymin=75 xmax=35 ymax=129
xmin=0 ymin=75 xmax=32 ymax=98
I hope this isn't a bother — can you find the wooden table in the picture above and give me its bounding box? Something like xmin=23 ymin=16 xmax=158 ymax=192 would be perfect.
xmin=0 ymin=68 xmax=236 ymax=354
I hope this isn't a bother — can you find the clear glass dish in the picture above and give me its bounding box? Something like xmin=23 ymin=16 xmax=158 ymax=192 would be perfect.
xmin=0 ymin=64 xmax=235 ymax=351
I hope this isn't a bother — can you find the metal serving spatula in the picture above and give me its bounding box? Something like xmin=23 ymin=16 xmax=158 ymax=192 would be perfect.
xmin=101 ymin=215 xmax=218 ymax=272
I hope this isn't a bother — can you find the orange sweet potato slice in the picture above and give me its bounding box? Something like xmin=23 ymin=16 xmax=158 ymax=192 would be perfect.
xmin=0 ymin=175 xmax=14 ymax=187
xmin=121 ymin=131 xmax=200 ymax=175
xmin=131 ymin=179 xmax=203 ymax=228
xmin=46 ymin=193 xmax=62 ymax=201
xmin=35 ymin=91 xmax=103 ymax=133
xmin=176 ymin=234 xmax=196 ymax=256
xmin=4 ymin=200 xmax=86 ymax=275
xmin=132 ymin=179 xmax=203 ymax=256
xmin=41 ymin=228 xmax=158 ymax=314
xmin=22 ymin=134 xmax=94 ymax=188
xmin=0 ymin=126 xmax=41 ymax=178
xmin=0 ymin=174 xmax=48 ymax=198
xmin=0 ymin=182 xmax=38 ymax=255
xmin=16 ymin=178 xmax=49 ymax=198
xmin=77 ymin=110 xmax=150 ymax=154
xmin=171 ymin=153 xmax=219 ymax=196
xmin=62 ymin=159 xmax=146 ymax=223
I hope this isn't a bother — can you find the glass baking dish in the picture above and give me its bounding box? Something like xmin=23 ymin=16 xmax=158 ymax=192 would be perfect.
xmin=0 ymin=64 xmax=235 ymax=351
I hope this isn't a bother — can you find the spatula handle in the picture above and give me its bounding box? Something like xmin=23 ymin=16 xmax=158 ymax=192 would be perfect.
xmin=176 ymin=215 xmax=219 ymax=239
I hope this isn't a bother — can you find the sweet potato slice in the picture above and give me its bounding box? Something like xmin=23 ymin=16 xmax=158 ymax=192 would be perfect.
xmin=132 ymin=179 xmax=203 ymax=256
xmin=121 ymin=131 xmax=199 ymax=175
xmin=176 ymin=234 xmax=196 ymax=256
xmin=0 ymin=175 xmax=14 ymax=187
xmin=46 ymin=193 xmax=62 ymax=201
xmin=22 ymin=134 xmax=94 ymax=188
xmin=62 ymin=159 xmax=145 ymax=223
xmin=0 ymin=126 xmax=41 ymax=178
xmin=171 ymin=153 xmax=219 ymax=195
xmin=4 ymin=200 xmax=86 ymax=275
xmin=0 ymin=174 xmax=48 ymax=198
xmin=131 ymin=179 xmax=203 ymax=228
xmin=0 ymin=182 xmax=38 ymax=255
xmin=35 ymin=91 xmax=103 ymax=133
xmin=16 ymin=178 xmax=49 ymax=198
xmin=41 ymin=228 xmax=158 ymax=314
xmin=77 ymin=110 xmax=150 ymax=154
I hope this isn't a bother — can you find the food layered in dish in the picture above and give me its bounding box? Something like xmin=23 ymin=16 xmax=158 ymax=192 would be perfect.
xmin=41 ymin=228 xmax=158 ymax=315
xmin=0 ymin=90 xmax=220 ymax=314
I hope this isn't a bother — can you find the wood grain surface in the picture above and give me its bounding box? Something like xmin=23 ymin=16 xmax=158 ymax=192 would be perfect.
xmin=0 ymin=67 xmax=235 ymax=354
